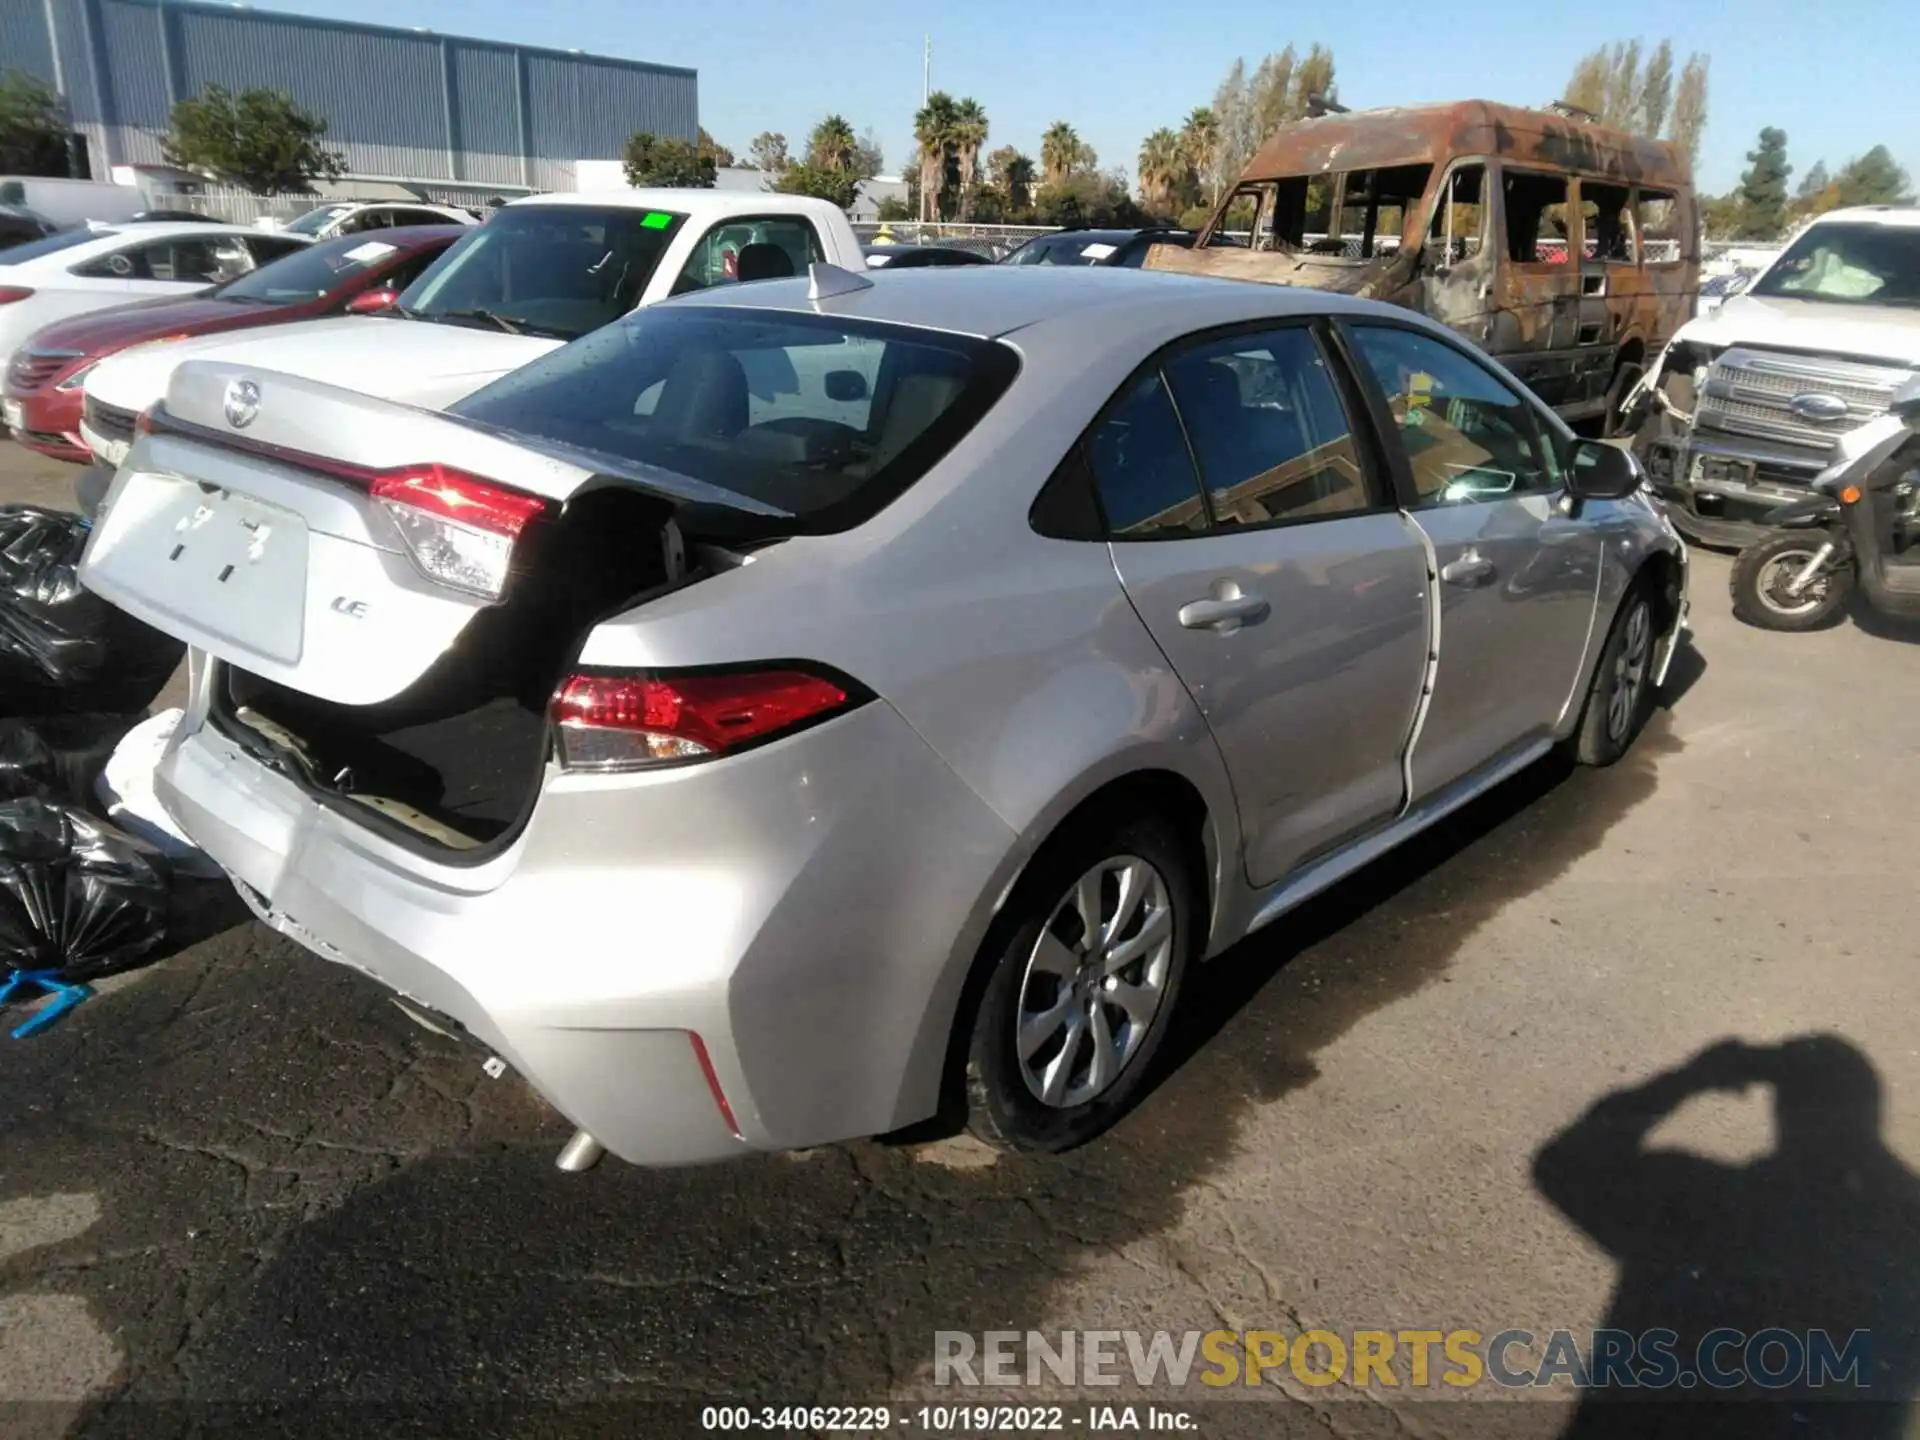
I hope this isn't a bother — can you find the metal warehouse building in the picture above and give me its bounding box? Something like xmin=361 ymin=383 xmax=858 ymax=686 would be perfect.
xmin=1 ymin=0 xmax=698 ymax=197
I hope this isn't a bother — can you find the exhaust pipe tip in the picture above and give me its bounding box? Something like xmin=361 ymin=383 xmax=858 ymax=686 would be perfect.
xmin=555 ymin=1130 xmax=606 ymax=1173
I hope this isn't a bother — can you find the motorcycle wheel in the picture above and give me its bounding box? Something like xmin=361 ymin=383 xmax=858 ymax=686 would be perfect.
xmin=1729 ymin=533 xmax=1855 ymax=631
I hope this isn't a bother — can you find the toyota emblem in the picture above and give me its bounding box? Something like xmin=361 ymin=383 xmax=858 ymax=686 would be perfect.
xmin=1786 ymin=391 xmax=1850 ymax=424
xmin=223 ymin=378 xmax=261 ymax=429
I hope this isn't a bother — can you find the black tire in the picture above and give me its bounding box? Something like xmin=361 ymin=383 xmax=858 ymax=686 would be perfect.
xmin=1730 ymin=532 xmax=1854 ymax=632
xmin=964 ymin=812 xmax=1196 ymax=1153
xmin=1571 ymin=582 xmax=1660 ymax=766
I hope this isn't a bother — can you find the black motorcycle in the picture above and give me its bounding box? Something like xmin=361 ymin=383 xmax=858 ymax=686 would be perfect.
xmin=1730 ymin=378 xmax=1920 ymax=632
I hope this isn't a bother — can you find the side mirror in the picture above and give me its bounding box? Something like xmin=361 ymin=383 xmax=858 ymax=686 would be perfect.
xmin=1567 ymin=440 xmax=1644 ymax=501
xmin=824 ymin=369 xmax=869 ymax=403
xmin=346 ymin=288 xmax=399 ymax=315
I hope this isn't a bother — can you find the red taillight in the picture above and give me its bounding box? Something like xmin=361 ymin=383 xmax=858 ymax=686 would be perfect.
xmin=369 ymin=464 xmax=547 ymax=600
xmin=0 ymin=287 xmax=33 ymax=305
xmin=369 ymin=464 xmax=546 ymax=539
xmin=551 ymin=668 xmax=855 ymax=770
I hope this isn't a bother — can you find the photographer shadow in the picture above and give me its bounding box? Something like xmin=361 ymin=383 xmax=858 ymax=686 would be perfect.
xmin=1534 ymin=1035 xmax=1920 ymax=1438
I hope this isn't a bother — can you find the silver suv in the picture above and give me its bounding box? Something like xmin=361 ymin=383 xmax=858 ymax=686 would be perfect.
xmin=81 ymin=267 xmax=1688 ymax=1165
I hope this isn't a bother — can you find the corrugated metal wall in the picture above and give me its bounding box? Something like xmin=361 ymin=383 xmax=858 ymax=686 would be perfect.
xmin=1 ymin=0 xmax=696 ymax=188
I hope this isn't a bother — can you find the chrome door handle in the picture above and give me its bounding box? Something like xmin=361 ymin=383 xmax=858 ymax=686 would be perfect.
xmin=1440 ymin=551 xmax=1496 ymax=587
xmin=1178 ymin=595 xmax=1270 ymax=631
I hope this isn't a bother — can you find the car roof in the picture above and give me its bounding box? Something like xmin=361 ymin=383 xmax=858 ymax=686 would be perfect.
xmin=314 ymin=223 xmax=467 ymax=250
xmin=662 ymin=264 xmax=1386 ymax=341
xmin=1804 ymin=206 xmax=1920 ymax=230
xmin=515 ymin=189 xmax=849 ymax=223
xmin=2 ymin=221 xmax=275 ymax=269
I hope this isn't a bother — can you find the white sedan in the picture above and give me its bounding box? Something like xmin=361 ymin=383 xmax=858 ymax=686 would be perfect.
xmin=0 ymin=222 xmax=311 ymax=377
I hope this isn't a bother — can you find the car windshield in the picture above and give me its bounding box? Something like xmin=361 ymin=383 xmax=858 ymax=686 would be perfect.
xmin=213 ymin=233 xmax=421 ymax=305
xmin=0 ymin=227 xmax=108 ymax=265
xmin=281 ymin=206 xmax=352 ymax=236
xmin=1751 ymin=224 xmax=1920 ymax=307
xmin=1006 ymin=235 xmax=1125 ymax=266
xmin=396 ymin=205 xmax=687 ymax=341
xmin=451 ymin=305 xmax=1020 ymax=532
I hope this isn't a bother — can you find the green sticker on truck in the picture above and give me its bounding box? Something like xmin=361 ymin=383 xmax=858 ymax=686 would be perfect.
xmin=641 ymin=212 xmax=673 ymax=230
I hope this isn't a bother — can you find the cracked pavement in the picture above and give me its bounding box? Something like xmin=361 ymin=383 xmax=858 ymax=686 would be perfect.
xmin=4 ymin=446 xmax=1920 ymax=1437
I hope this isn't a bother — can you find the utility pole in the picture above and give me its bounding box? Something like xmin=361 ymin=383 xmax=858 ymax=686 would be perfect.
xmin=923 ymin=35 xmax=931 ymax=105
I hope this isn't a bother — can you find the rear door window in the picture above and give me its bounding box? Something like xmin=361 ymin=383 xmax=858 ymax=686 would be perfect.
xmin=1083 ymin=373 xmax=1209 ymax=538
xmin=1580 ymin=181 xmax=1636 ymax=264
xmin=1163 ymin=327 xmax=1372 ymax=526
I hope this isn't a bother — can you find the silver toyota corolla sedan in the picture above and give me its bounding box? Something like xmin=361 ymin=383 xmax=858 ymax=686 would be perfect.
xmin=80 ymin=265 xmax=1688 ymax=1166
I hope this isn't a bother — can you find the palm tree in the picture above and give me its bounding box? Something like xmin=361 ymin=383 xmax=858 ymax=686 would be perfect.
xmin=1041 ymin=121 xmax=1081 ymax=186
xmin=914 ymin=91 xmax=958 ymax=222
xmin=1180 ymin=106 xmax=1220 ymax=204
xmin=1137 ymin=128 xmax=1184 ymax=214
xmin=1003 ymin=151 xmax=1036 ymax=212
xmin=808 ymin=114 xmax=858 ymax=173
xmin=950 ymin=97 xmax=988 ymax=220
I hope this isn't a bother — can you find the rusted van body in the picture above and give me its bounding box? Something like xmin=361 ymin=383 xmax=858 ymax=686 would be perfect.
xmin=1146 ymin=100 xmax=1699 ymax=424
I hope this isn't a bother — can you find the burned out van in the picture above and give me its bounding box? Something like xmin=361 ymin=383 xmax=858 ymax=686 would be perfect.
xmin=1146 ymin=99 xmax=1699 ymax=427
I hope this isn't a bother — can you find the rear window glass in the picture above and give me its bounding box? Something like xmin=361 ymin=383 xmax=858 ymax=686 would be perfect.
xmin=1006 ymin=235 xmax=1127 ymax=266
xmin=0 ymin=227 xmax=105 ymax=265
xmin=451 ymin=306 xmax=1020 ymax=532
xmin=398 ymin=205 xmax=687 ymax=341
xmin=215 ymin=233 xmax=430 ymax=305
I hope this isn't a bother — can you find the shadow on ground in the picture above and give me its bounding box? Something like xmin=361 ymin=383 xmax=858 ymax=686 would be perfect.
xmin=1537 ymin=1034 xmax=1920 ymax=1440
xmin=0 ymin=695 xmax=1691 ymax=1433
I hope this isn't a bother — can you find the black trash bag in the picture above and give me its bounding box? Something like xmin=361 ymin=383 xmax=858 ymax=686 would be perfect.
xmin=0 ymin=505 xmax=184 ymax=715
xmin=0 ymin=797 xmax=170 ymax=981
xmin=0 ymin=720 xmax=58 ymax=800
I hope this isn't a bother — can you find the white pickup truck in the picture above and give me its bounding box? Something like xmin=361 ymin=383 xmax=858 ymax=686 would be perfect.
xmin=79 ymin=189 xmax=868 ymax=470
xmin=1633 ymin=205 xmax=1920 ymax=547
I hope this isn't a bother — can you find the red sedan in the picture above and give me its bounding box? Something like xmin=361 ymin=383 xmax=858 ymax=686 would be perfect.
xmin=4 ymin=225 xmax=463 ymax=463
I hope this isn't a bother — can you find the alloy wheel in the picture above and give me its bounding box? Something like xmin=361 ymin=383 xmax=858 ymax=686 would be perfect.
xmin=1606 ymin=599 xmax=1653 ymax=744
xmin=1016 ymin=855 xmax=1175 ymax=1108
xmin=1754 ymin=549 xmax=1833 ymax=619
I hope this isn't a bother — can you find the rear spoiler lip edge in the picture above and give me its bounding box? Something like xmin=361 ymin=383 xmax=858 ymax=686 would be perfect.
xmin=142 ymin=404 xmax=798 ymax=525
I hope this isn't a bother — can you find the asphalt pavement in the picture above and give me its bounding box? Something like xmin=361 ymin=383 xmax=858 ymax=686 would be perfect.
xmin=3 ymin=441 xmax=1919 ymax=1438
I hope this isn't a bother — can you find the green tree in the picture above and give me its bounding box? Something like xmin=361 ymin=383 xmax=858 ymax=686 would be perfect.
xmin=1035 ymin=169 xmax=1146 ymax=229
xmin=913 ymin=91 xmax=958 ymax=220
xmin=853 ymin=128 xmax=885 ymax=182
xmin=746 ymin=131 xmax=789 ymax=174
xmin=1637 ymin=40 xmax=1674 ymax=137
xmin=621 ymin=131 xmax=716 ymax=188
xmin=1734 ymin=126 xmax=1790 ymax=239
xmin=1179 ymin=107 xmax=1220 ymax=206
xmin=949 ymin=98 xmax=988 ymax=220
xmin=1137 ymin=128 xmax=1186 ymax=216
xmin=162 ymin=84 xmax=344 ymax=194
xmin=806 ymin=114 xmax=858 ymax=173
xmin=1041 ymin=121 xmax=1088 ymax=185
xmin=1289 ymin=43 xmax=1336 ymax=121
xmin=984 ymin=145 xmax=1034 ymax=213
xmin=874 ymin=195 xmax=912 ymax=222
xmin=1561 ymin=40 xmax=1707 ymax=167
xmin=1832 ymin=146 xmax=1914 ymax=207
xmin=1667 ymin=54 xmax=1710 ymax=166
xmin=772 ymin=163 xmax=860 ymax=210
xmin=0 ymin=70 xmax=70 ymax=177
xmin=1700 ymin=191 xmax=1742 ymax=238
xmin=697 ymin=128 xmax=734 ymax=168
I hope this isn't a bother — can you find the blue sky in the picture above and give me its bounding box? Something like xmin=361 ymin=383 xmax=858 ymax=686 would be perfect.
xmin=268 ymin=0 xmax=1918 ymax=196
